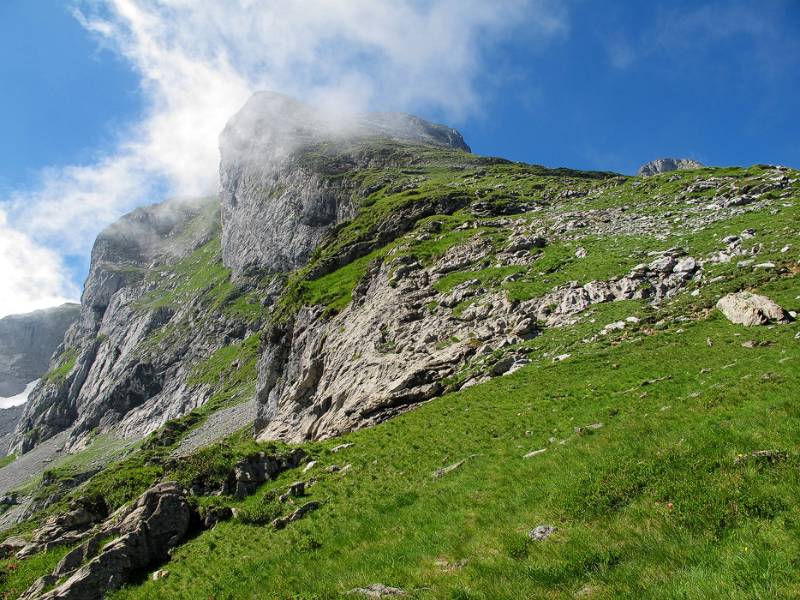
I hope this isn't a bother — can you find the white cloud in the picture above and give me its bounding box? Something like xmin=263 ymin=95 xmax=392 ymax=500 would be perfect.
xmin=0 ymin=209 xmax=79 ymax=318
xmin=1 ymin=0 xmax=567 ymax=316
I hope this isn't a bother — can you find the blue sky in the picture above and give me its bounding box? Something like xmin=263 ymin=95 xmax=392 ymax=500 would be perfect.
xmin=466 ymin=1 xmax=800 ymax=173
xmin=0 ymin=2 xmax=140 ymax=194
xmin=0 ymin=0 xmax=798 ymax=317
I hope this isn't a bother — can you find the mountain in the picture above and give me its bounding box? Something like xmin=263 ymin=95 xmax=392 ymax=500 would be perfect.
xmin=637 ymin=157 xmax=704 ymax=176
xmin=0 ymin=304 xmax=80 ymax=399
xmin=1 ymin=94 xmax=798 ymax=599
xmin=9 ymin=92 xmax=473 ymax=456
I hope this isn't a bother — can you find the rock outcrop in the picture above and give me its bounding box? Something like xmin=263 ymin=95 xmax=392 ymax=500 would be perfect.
xmin=16 ymin=496 xmax=109 ymax=559
xmin=717 ymin=292 xmax=788 ymax=326
xmin=20 ymin=482 xmax=198 ymax=600
xmin=255 ymin=233 xmax=703 ymax=443
xmin=0 ymin=304 xmax=80 ymax=398
xmin=15 ymin=444 xmax=311 ymax=599
xmin=638 ymin=158 xmax=704 ymax=177
xmin=219 ymin=91 xmax=470 ymax=277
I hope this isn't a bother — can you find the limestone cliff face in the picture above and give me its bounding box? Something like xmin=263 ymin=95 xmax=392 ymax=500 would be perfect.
xmin=8 ymin=197 xmax=256 ymax=454
xmin=253 ymin=219 xmax=699 ymax=443
xmin=10 ymin=92 xmax=472 ymax=456
xmin=0 ymin=304 xmax=80 ymax=398
xmin=637 ymin=158 xmax=704 ymax=176
xmin=219 ymin=91 xmax=470 ymax=277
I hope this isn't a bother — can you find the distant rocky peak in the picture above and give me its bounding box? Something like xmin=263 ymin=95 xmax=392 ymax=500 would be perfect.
xmin=82 ymin=196 xmax=218 ymax=311
xmin=637 ymin=158 xmax=704 ymax=177
xmin=0 ymin=303 xmax=80 ymax=399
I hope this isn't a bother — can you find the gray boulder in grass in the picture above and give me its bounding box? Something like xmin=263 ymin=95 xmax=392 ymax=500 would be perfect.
xmin=716 ymin=292 xmax=788 ymax=326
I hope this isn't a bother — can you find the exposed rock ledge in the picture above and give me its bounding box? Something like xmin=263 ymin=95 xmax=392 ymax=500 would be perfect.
xmin=637 ymin=157 xmax=704 ymax=177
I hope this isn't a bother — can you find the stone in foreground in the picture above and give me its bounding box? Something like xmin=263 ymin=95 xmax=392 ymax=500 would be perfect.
xmin=528 ymin=524 xmax=557 ymax=541
xmin=716 ymin=292 xmax=788 ymax=326
xmin=20 ymin=482 xmax=198 ymax=600
xmin=349 ymin=583 xmax=408 ymax=597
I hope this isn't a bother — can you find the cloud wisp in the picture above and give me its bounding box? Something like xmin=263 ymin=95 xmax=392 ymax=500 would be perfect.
xmin=603 ymin=0 xmax=799 ymax=74
xmin=0 ymin=0 xmax=567 ymax=318
xmin=0 ymin=209 xmax=79 ymax=317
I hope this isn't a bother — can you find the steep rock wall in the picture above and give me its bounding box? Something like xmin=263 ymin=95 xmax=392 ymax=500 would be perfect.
xmin=9 ymin=197 xmax=262 ymax=454
xmin=0 ymin=304 xmax=80 ymax=398
xmin=219 ymin=91 xmax=470 ymax=277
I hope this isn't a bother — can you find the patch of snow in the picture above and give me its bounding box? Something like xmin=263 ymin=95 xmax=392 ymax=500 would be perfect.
xmin=0 ymin=379 xmax=38 ymax=409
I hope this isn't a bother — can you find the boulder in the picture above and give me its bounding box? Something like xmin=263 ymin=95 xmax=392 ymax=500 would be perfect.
xmin=17 ymin=496 xmax=109 ymax=558
xmin=528 ymin=524 xmax=557 ymax=541
xmin=271 ymin=501 xmax=320 ymax=530
xmin=648 ymin=256 xmax=676 ymax=274
xmin=716 ymin=292 xmax=788 ymax=326
xmin=673 ymin=257 xmax=697 ymax=273
xmin=0 ymin=535 xmax=27 ymax=558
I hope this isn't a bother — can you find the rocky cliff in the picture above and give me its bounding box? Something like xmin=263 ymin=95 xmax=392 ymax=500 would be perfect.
xmin=219 ymin=92 xmax=470 ymax=277
xmin=10 ymin=93 xmax=473 ymax=455
xmin=637 ymin=157 xmax=704 ymax=176
xmin=8 ymin=197 xmax=257 ymax=454
xmin=0 ymin=304 xmax=80 ymax=399
xmin=10 ymin=93 xmax=798 ymax=460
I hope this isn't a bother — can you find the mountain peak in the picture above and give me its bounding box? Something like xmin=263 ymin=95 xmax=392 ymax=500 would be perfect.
xmin=637 ymin=157 xmax=704 ymax=176
xmin=219 ymin=91 xmax=469 ymax=169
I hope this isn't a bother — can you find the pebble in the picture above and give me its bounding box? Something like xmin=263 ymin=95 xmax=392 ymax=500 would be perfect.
xmin=523 ymin=448 xmax=547 ymax=458
xmin=330 ymin=443 xmax=354 ymax=453
xmin=348 ymin=583 xmax=407 ymax=598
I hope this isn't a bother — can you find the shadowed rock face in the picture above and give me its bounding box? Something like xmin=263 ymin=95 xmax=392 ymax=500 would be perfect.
xmin=637 ymin=158 xmax=704 ymax=177
xmin=219 ymin=91 xmax=470 ymax=277
xmin=0 ymin=405 xmax=24 ymax=457
xmin=0 ymin=304 xmax=80 ymax=398
xmin=9 ymin=197 xmax=231 ymax=455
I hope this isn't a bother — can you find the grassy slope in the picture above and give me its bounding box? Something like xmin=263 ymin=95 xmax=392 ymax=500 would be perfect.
xmin=113 ymin=275 xmax=799 ymax=600
xmin=110 ymin=164 xmax=798 ymax=598
xmin=2 ymin=157 xmax=799 ymax=598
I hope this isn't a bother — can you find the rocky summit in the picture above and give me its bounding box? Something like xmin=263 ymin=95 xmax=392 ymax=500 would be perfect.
xmin=637 ymin=157 xmax=704 ymax=176
xmin=1 ymin=92 xmax=798 ymax=599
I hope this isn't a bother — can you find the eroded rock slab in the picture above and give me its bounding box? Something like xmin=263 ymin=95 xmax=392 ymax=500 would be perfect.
xmin=717 ymin=292 xmax=788 ymax=326
xmin=21 ymin=482 xmax=198 ymax=600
